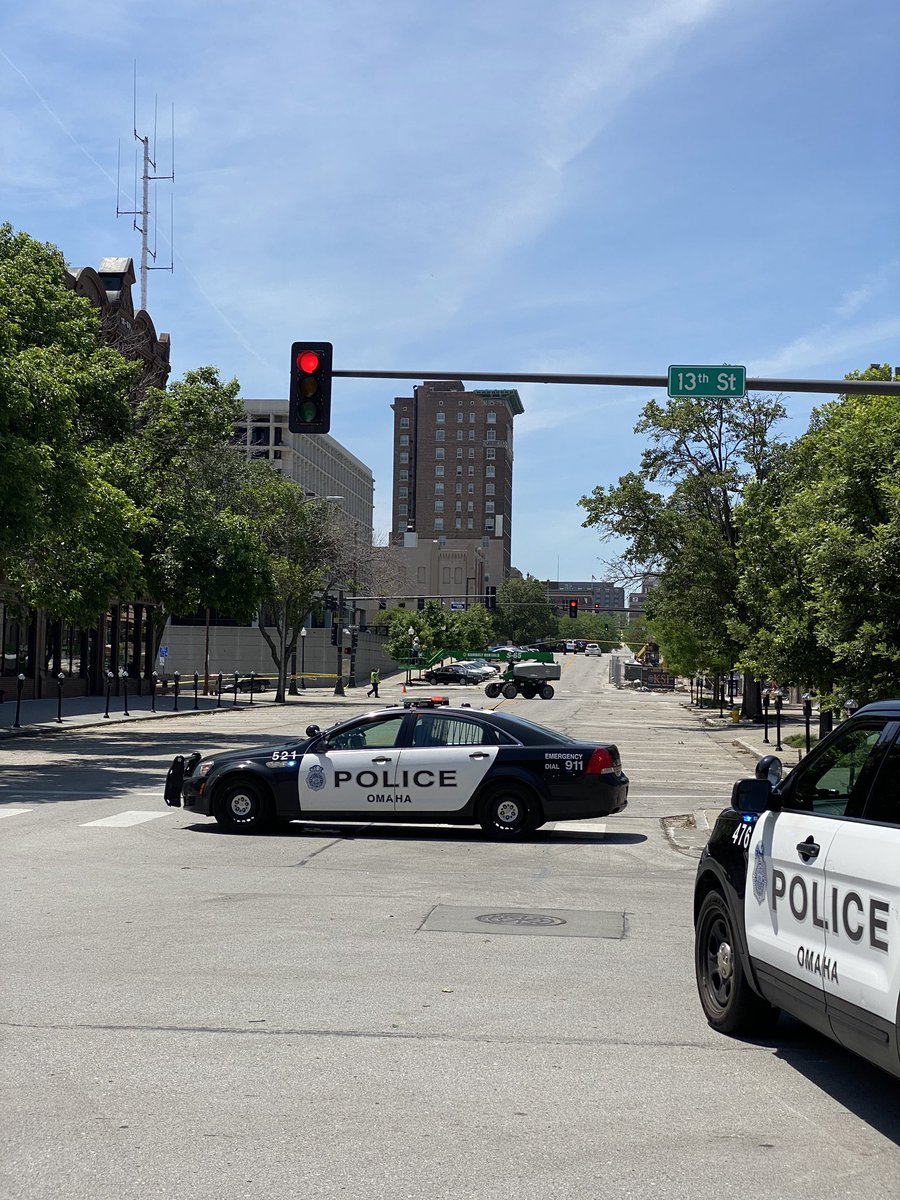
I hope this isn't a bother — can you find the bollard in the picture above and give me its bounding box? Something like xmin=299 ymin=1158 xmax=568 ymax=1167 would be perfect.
xmin=173 ymin=671 xmax=180 ymax=712
xmin=233 ymin=672 xmax=240 ymax=705
xmin=193 ymin=671 xmax=199 ymax=710
xmin=151 ymin=672 xmax=158 ymax=713
xmin=56 ymin=672 xmax=66 ymax=723
xmin=13 ymin=673 xmax=26 ymax=728
xmin=120 ymin=669 xmax=130 ymax=717
xmin=103 ymin=670 xmax=114 ymax=719
xmin=217 ymin=672 xmax=223 ymax=709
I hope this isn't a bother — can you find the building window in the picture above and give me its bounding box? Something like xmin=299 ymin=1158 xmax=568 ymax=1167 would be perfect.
xmin=400 ymin=452 xmax=408 ymax=464
xmin=457 ymin=411 xmax=463 ymax=423
xmin=454 ymin=567 xmax=463 ymax=584
xmin=399 ymin=504 xmax=407 ymax=516
xmin=435 ymin=482 xmax=444 ymax=494
xmin=399 ymin=487 xmax=408 ymax=498
xmin=435 ymin=518 xmax=444 ymax=530
xmin=456 ymin=466 xmax=462 ymax=476
xmin=435 ymin=465 xmax=444 ymax=477
xmin=399 ymin=470 xmax=408 ymax=481
xmin=486 ymin=429 xmax=496 ymax=442
xmin=469 ymin=412 xmax=475 ymax=423
xmin=400 ymin=417 xmax=409 ymax=428
xmin=468 ymin=448 xmax=474 ymax=459
xmin=486 ymin=482 xmax=495 ymax=495
xmin=467 ymin=501 xmax=474 ymax=512
xmin=468 ymin=465 xmax=475 ymax=476
xmin=435 ymin=501 xmax=444 ymax=513
xmin=486 ymin=465 xmax=495 ymax=477
xmin=485 ymin=501 xmax=495 ymax=513
xmin=399 ymin=434 xmax=409 ymax=446
xmin=487 ymin=410 xmax=496 ymax=424
xmin=469 ymin=429 xmax=475 ymax=440
xmin=455 ymin=501 xmax=462 ymax=511
xmin=486 ymin=447 xmax=496 ymax=460
xmin=436 ymin=448 xmax=444 ymax=460
xmin=485 ymin=518 xmax=494 ymax=531
xmin=456 ymin=447 xmax=463 ymax=458
xmin=467 ymin=518 xmax=473 ymax=529
xmin=455 ymin=482 xmax=462 ymax=493
xmin=467 ymin=482 xmax=474 ymax=494
xmin=436 ymin=429 xmax=445 ymax=441
xmin=457 ymin=430 xmax=463 ymax=441
xmin=455 ymin=519 xmax=462 ymax=530
xmin=436 ymin=412 xmax=445 ymax=424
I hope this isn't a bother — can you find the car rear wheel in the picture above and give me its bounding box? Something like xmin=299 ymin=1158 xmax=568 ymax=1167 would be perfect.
xmin=214 ymin=779 xmax=273 ymax=834
xmin=695 ymin=891 xmax=779 ymax=1035
xmin=480 ymin=784 xmax=540 ymax=838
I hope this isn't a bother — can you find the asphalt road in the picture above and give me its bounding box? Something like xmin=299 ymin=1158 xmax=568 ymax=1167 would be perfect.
xmin=2 ymin=654 xmax=898 ymax=1199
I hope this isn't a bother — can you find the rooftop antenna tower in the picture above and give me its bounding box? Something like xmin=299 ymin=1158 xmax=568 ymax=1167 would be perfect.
xmin=116 ymin=63 xmax=174 ymax=311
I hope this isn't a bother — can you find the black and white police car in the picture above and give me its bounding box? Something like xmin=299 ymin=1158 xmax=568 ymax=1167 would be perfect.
xmin=164 ymin=698 xmax=628 ymax=837
xmin=694 ymin=699 xmax=900 ymax=1079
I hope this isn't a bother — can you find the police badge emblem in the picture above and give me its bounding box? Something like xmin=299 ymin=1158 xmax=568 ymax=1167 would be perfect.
xmin=307 ymin=765 xmax=326 ymax=792
xmin=752 ymin=841 xmax=767 ymax=903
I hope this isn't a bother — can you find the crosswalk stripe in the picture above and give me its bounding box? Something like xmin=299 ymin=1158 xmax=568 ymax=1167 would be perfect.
xmin=0 ymin=808 xmax=32 ymax=819
xmin=80 ymin=810 xmax=169 ymax=828
xmin=551 ymin=820 xmax=608 ymax=834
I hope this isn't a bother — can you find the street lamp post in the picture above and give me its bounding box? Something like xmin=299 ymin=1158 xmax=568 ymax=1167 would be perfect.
xmin=300 ymin=626 xmax=307 ymax=690
xmin=802 ymin=692 xmax=813 ymax=756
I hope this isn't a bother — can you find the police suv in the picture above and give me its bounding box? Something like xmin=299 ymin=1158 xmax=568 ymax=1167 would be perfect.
xmin=164 ymin=699 xmax=628 ymax=838
xmin=694 ymin=699 xmax=900 ymax=1079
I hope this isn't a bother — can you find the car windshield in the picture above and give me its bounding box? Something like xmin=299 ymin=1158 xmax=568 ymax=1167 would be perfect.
xmin=488 ymin=712 xmax=577 ymax=746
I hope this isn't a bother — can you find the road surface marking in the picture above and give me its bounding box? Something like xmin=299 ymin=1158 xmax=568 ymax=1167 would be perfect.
xmin=0 ymin=808 xmax=32 ymax=819
xmin=80 ymin=810 xmax=169 ymax=828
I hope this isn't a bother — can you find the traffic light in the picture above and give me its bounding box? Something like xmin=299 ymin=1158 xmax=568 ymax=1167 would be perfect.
xmin=330 ymin=624 xmax=338 ymax=646
xmin=593 ymin=601 xmax=600 ymax=613
xmin=569 ymin=599 xmax=578 ymax=619
xmin=289 ymin=341 xmax=333 ymax=433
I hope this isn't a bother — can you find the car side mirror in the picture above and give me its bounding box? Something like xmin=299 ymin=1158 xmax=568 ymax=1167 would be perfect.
xmin=755 ymin=754 xmax=783 ymax=785
xmin=731 ymin=777 xmax=771 ymax=814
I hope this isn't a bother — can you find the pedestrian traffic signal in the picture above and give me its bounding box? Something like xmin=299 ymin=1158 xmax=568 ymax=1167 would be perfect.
xmin=289 ymin=341 xmax=333 ymax=433
xmin=569 ymin=599 xmax=578 ymax=619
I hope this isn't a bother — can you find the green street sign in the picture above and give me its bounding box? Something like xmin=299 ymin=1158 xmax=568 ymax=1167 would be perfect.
xmin=667 ymin=365 xmax=746 ymax=399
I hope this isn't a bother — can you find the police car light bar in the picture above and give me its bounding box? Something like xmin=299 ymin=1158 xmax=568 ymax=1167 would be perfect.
xmin=402 ymin=697 xmax=450 ymax=709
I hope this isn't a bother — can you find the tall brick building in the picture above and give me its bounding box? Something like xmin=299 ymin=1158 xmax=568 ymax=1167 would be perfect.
xmin=390 ymin=380 xmax=522 ymax=604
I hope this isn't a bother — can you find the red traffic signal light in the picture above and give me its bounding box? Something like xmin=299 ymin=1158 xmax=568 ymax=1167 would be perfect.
xmin=569 ymin=599 xmax=578 ymax=619
xmin=289 ymin=341 xmax=333 ymax=433
xmin=593 ymin=601 xmax=600 ymax=613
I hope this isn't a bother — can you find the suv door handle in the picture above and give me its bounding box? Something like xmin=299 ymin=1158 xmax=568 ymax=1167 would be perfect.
xmin=372 ymin=755 xmax=394 ymax=764
xmin=796 ymin=836 xmax=820 ymax=862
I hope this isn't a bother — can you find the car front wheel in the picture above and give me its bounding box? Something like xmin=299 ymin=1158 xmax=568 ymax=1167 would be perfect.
xmin=214 ymin=779 xmax=273 ymax=834
xmin=695 ymin=891 xmax=779 ymax=1035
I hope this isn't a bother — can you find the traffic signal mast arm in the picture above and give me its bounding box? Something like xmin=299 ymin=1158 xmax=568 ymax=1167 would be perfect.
xmin=331 ymin=368 xmax=900 ymax=397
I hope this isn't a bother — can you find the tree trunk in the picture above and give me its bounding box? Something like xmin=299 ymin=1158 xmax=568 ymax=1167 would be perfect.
xmin=741 ymin=675 xmax=761 ymax=721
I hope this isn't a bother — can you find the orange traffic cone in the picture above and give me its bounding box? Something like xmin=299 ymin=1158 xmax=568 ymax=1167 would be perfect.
xmin=401 ymin=684 xmax=407 ymax=694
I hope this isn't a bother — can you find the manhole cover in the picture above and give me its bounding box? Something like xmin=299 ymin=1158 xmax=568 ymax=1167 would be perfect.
xmin=421 ymin=905 xmax=626 ymax=938
xmin=475 ymin=912 xmax=566 ymax=927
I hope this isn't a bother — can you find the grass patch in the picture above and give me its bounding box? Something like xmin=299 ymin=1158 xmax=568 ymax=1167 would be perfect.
xmin=783 ymin=733 xmax=819 ymax=749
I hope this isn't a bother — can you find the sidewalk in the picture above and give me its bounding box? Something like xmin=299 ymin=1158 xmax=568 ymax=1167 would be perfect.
xmin=0 ymin=671 xmax=424 ymax=740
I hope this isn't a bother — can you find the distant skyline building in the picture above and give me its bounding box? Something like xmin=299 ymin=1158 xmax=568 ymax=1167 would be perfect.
xmin=389 ymin=380 xmax=522 ymax=603
xmin=237 ymin=398 xmax=374 ymax=543
xmin=545 ymin=580 xmax=627 ymax=614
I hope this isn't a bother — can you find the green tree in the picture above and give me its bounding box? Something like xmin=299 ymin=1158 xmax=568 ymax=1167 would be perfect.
xmin=579 ymin=392 xmax=786 ymax=712
xmin=493 ymin=575 xmax=557 ymax=646
xmin=113 ymin=367 xmax=269 ymax=649
xmin=737 ymin=366 xmax=900 ymax=710
xmin=234 ymin=466 xmax=346 ymax=701
xmin=0 ymin=224 xmax=141 ymax=620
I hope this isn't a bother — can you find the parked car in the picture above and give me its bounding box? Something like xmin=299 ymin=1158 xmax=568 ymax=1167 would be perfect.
xmin=422 ymin=664 xmax=482 ymax=685
xmin=574 ymin=640 xmax=587 ymax=653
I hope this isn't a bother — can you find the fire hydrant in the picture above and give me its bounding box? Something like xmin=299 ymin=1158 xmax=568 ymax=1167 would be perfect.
xmin=730 ymin=707 xmax=740 ymax=724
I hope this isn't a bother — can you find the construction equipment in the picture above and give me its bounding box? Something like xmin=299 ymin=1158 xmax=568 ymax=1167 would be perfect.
xmin=484 ymin=659 xmax=561 ymax=700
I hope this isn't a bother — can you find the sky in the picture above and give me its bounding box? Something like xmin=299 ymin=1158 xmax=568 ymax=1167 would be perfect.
xmin=2 ymin=0 xmax=898 ymax=582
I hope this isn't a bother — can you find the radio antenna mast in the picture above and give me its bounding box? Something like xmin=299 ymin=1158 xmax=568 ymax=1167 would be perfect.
xmin=116 ymin=62 xmax=174 ymax=311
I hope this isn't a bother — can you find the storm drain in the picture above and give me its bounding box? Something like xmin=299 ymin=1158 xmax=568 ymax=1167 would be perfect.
xmin=420 ymin=905 xmax=626 ymax=939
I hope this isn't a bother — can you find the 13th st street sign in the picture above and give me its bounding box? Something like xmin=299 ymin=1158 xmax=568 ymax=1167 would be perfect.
xmin=667 ymin=364 xmax=746 ymax=398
